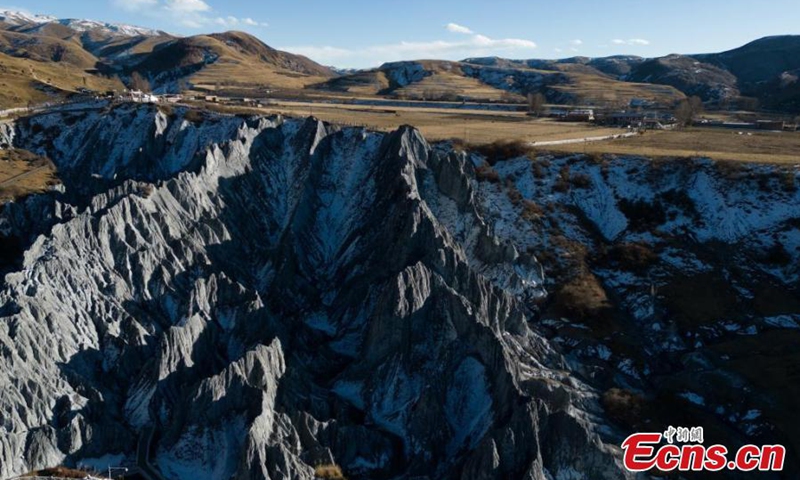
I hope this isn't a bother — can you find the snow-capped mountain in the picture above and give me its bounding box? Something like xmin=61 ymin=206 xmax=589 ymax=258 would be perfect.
xmin=0 ymin=9 xmax=57 ymax=25
xmin=0 ymin=9 xmax=167 ymax=37
xmin=54 ymin=18 xmax=166 ymax=37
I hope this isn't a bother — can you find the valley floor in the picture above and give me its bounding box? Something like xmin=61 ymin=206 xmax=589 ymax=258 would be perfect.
xmin=544 ymin=127 xmax=800 ymax=164
xmin=198 ymin=99 xmax=800 ymax=164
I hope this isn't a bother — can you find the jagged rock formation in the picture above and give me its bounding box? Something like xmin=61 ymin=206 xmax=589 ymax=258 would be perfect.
xmin=3 ymin=103 xmax=799 ymax=479
xmin=468 ymin=152 xmax=800 ymax=478
xmin=0 ymin=104 xmax=630 ymax=479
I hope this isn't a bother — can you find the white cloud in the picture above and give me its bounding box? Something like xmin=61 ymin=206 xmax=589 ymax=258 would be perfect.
xmin=446 ymin=23 xmax=473 ymax=35
xmin=570 ymin=39 xmax=583 ymax=46
xmin=612 ymin=38 xmax=650 ymax=46
xmin=283 ymin=25 xmax=536 ymax=68
xmin=110 ymin=0 xmax=267 ymax=29
xmin=214 ymin=16 xmax=265 ymax=28
xmin=242 ymin=18 xmax=267 ymax=27
xmin=214 ymin=15 xmax=268 ymax=28
xmin=164 ymin=0 xmax=210 ymax=13
xmin=111 ymin=0 xmax=158 ymax=12
xmin=214 ymin=16 xmax=236 ymax=27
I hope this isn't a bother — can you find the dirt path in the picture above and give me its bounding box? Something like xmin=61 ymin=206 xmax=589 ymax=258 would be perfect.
xmin=529 ymin=131 xmax=637 ymax=147
xmin=0 ymin=165 xmax=50 ymax=188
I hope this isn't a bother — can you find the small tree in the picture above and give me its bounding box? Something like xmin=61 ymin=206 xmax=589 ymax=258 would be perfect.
xmin=689 ymin=96 xmax=704 ymax=118
xmin=674 ymin=96 xmax=704 ymax=127
xmin=130 ymin=71 xmax=150 ymax=92
xmin=738 ymin=96 xmax=760 ymax=112
xmin=527 ymin=92 xmax=546 ymax=117
xmin=674 ymin=100 xmax=692 ymax=127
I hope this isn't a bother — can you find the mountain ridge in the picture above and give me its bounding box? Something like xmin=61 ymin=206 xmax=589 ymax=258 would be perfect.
xmin=0 ymin=10 xmax=336 ymax=106
xmin=0 ymin=8 xmax=797 ymax=111
xmin=461 ymin=35 xmax=800 ymax=109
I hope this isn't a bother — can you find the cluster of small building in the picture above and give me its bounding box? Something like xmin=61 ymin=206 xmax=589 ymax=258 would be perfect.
xmin=545 ymin=107 xmax=798 ymax=132
xmin=192 ymin=95 xmax=265 ymax=107
xmin=598 ymin=111 xmax=679 ymax=129
xmin=699 ymin=119 xmax=798 ymax=131
xmin=546 ymin=108 xmax=679 ymax=129
xmin=92 ymin=90 xmax=272 ymax=109
xmin=99 ymin=90 xmax=183 ymax=104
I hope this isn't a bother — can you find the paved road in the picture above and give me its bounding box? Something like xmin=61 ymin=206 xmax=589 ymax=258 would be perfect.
xmin=530 ymin=131 xmax=637 ymax=147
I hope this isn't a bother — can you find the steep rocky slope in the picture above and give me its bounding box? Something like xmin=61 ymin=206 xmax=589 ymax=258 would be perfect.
xmin=1 ymin=104 xmax=798 ymax=479
xmin=0 ymin=104 xmax=628 ymax=479
xmin=467 ymin=148 xmax=800 ymax=477
xmin=625 ymin=54 xmax=739 ymax=101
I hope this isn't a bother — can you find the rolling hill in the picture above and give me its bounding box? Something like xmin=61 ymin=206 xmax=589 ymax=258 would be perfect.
xmin=696 ymin=35 xmax=800 ymax=86
xmin=0 ymin=10 xmax=336 ymax=106
xmin=462 ymin=36 xmax=800 ymax=111
xmin=0 ymin=9 xmax=798 ymax=112
xmin=127 ymin=31 xmax=336 ymax=94
xmin=694 ymin=35 xmax=800 ymax=109
xmin=625 ymin=54 xmax=739 ymax=101
xmin=0 ymin=51 xmax=123 ymax=107
xmin=312 ymin=58 xmax=685 ymax=107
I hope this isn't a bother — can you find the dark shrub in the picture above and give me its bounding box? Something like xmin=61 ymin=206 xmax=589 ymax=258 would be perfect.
xmin=659 ymin=189 xmax=698 ymax=219
xmin=551 ymin=271 xmax=611 ymax=320
xmin=618 ymin=198 xmax=667 ymax=232
xmin=521 ymin=200 xmax=543 ymax=221
xmin=570 ymin=172 xmax=591 ymax=189
xmin=474 ymin=164 xmax=500 ymax=183
xmin=603 ymin=388 xmax=646 ymax=429
xmin=183 ymin=109 xmax=205 ymax=124
xmin=782 ymin=171 xmax=797 ymax=193
xmin=606 ymin=242 xmax=658 ymax=272
xmin=553 ymin=165 xmax=571 ymax=192
xmin=763 ymin=242 xmax=791 ymax=266
xmin=474 ymin=140 xmax=532 ymax=165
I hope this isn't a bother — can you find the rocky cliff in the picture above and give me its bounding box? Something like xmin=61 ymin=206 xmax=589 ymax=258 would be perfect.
xmin=1 ymin=104 xmax=798 ymax=479
xmin=0 ymin=104 xmax=628 ymax=479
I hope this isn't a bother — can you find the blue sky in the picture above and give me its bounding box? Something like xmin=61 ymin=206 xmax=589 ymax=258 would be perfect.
xmin=3 ymin=0 xmax=799 ymax=68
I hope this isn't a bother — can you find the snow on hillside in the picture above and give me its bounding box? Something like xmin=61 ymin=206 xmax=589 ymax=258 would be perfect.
xmin=0 ymin=9 xmax=56 ymax=25
xmin=57 ymin=18 xmax=165 ymax=37
xmin=0 ymin=9 xmax=164 ymax=37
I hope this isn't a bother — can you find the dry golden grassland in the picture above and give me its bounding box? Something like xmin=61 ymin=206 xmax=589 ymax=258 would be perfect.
xmin=216 ymin=100 xmax=619 ymax=144
xmin=544 ymin=128 xmax=800 ymax=164
xmin=391 ymin=71 xmax=524 ymax=102
xmin=22 ymin=466 xmax=93 ymax=478
xmin=194 ymin=100 xmax=800 ymax=164
xmin=0 ymin=52 xmax=124 ymax=109
xmin=190 ymin=61 xmax=330 ymax=95
xmin=552 ymin=72 xmax=685 ymax=106
xmin=314 ymin=464 xmax=347 ymax=480
xmin=0 ymin=148 xmax=59 ymax=201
